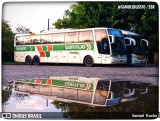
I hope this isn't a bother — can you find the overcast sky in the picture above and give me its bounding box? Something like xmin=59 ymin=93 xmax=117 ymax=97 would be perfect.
xmin=2 ymin=2 xmax=75 ymax=33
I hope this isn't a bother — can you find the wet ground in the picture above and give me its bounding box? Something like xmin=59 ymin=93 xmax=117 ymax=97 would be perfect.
xmin=2 ymin=65 xmax=159 ymax=119
xmin=2 ymin=65 xmax=159 ymax=85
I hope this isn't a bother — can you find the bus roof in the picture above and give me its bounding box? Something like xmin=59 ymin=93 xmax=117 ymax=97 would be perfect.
xmin=121 ymin=30 xmax=139 ymax=36
xmin=15 ymin=27 xmax=117 ymax=36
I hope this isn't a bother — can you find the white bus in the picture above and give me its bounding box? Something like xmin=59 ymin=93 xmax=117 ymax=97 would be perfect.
xmin=14 ymin=28 xmax=127 ymax=67
xmin=14 ymin=76 xmax=148 ymax=107
xmin=122 ymin=30 xmax=149 ymax=65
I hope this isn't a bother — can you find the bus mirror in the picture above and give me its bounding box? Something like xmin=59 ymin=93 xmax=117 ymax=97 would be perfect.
xmin=124 ymin=37 xmax=136 ymax=46
xmin=131 ymin=38 xmax=136 ymax=46
xmin=109 ymin=35 xmax=115 ymax=43
xmin=141 ymin=39 xmax=149 ymax=46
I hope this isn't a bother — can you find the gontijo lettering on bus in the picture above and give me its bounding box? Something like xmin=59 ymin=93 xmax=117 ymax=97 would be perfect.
xmin=17 ymin=79 xmax=94 ymax=91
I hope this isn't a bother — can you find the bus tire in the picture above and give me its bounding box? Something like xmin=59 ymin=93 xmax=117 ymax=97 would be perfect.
xmin=33 ymin=56 xmax=40 ymax=65
xmin=84 ymin=56 xmax=93 ymax=67
xmin=25 ymin=55 xmax=32 ymax=65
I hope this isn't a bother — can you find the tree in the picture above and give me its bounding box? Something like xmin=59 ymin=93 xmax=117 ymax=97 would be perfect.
xmin=2 ymin=83 xmax=13 ymax=105
xmin=2 ymin=20 xmax=15 ymax=62
xmin=53 ymin=2 xmax=158 ymax=53
xmin=53 ymin=2 xmax=145 ymax=29
xmin=15 ymin=25 xmax=31 ymax=34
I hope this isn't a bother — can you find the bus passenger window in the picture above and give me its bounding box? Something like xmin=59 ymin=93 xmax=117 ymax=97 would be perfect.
xmin=95 ymin=29 xmax=110 ymax=54
xmin=53 ymin=33 xmax=65 ymax=43
xmin=40 ymin=34 xmax=52 ymax=44
xmin=65 ymin=32 xmax=78 ymax=43
xmin=16 ymin=36 xmax=24 ymax=45
xmin=31 ymin=35 xmax=40 ymax=44
xmin=23 ymin=36 xmax=31 ymax=45
xmin=102 ymin=39 xmax=110 ymax=54
xmin=79 ymin=30 xmax=93 ymax=43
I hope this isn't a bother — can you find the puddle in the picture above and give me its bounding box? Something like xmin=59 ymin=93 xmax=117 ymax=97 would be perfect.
xmin=2 ymin=76 xmax=158 ymax=119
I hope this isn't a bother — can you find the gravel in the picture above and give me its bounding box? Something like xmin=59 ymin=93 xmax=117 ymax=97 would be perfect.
xmin=2 ymin=64 xmax=159 ymax=86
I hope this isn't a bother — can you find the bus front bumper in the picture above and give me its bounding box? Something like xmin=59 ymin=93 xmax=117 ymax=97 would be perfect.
xmin=132 ymin=54 xmax=146 ymax=64
xmin=111 ymin=58 xmax=127 ymax=64
xmin=132 ymin=58 xmax=146 ymax=64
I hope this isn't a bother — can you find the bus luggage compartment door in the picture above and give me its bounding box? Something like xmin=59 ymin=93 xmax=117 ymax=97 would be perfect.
xmin=57 ymin=51 xmax=67 ymax=63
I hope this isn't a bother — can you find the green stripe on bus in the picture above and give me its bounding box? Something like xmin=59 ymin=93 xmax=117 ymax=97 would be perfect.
xmin=90 ymin=83 xmax=94 ymax=90
xmin=52 ymin=79 xmax=93 ymax=91
xmin=42 ymin=46 xmax=47 ymax=51
xmin=90 ymin=43 xmax=94 ymax=50
xmin=31 ymin=46 xmax=35 ymax=51
xmin=16 ymin=79 xmax=93 ymax=91
xmin=45 ymin=51 xmax=50 ymax=57
xmin=53 ymin=44 xmax=65 ymax=50
xmin=14 ymin=46 xmax=35 ymax=51
xmin=52 ymin=79 xmax=65 ymax=86
xmin=29 ymin=80 xmax=35 ymax=83
xmin=41 ymin=80 xmax=47 ymax=84
xmin=14 ymin=43 xmax=94 ymax=52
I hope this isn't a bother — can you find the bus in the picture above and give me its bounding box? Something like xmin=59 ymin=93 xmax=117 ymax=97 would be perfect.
xmin=14 ymin=28 xmax=127 ymax=67
xmin=14 ymin=76 xmax=148 ymax=107
xmin=121 ymin=30 xmax=149 ymax=65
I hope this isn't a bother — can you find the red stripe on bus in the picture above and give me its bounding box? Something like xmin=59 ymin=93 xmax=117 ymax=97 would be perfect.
xmin=39 ymin=52 xmax=46 ymax=57
xmin=47 ymin=45 xmax=52 ymax=51
xmin=46 ymin=79 xmax=52 ymax=85
xmin=35 ymin=80 xmax=42 ymax=84
xmin=36 ymin=46 xmax=43 ymax=51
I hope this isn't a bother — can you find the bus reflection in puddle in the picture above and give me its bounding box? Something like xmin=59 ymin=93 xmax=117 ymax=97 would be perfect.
xmin=13 ymin=76 xmax=149 ymax=107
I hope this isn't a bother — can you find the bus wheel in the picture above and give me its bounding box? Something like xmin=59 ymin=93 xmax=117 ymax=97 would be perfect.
xmin=25 ymin=55 xmax=32 ymax=65
xmin=84 ymin=56 xmax=93 ymax=67
xmin=33 ymin=56 xmax=40 ymax=65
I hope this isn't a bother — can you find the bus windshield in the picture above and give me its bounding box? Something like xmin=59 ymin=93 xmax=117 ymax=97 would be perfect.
xmin=108 ymin=29 xmax=126 ymax=56
xmin=108 ymin=29 xmax=123 ymax=37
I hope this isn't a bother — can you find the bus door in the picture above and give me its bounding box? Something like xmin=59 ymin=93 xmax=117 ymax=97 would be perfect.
xmin=95 ymin=29 xmax=110 ymax=64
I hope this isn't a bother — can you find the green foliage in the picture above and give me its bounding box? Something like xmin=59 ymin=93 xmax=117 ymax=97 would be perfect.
xmin=2 ymin=83 xmax=13 ymax=105
xmin=2 ymin=20 xmax=15 ymax=62
xmin=53 ymin=2 xmax=158 ymax=52
xmin=148 ymin=34 xmax=158 ymax=52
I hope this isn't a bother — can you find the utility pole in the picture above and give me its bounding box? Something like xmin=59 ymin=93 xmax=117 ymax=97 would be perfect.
xmin=48 ymin=18 xmax=49 ymax=31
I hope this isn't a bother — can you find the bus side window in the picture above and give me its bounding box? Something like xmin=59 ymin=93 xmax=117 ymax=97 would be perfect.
xmin=23 ymin=36 xmax=31 ymax=45
xmin=32 ymin=35 xmax=40 ymax=44
xmin=95 ymin=29 xmax=110 ymax=54
xmin=40 ymin=34 xmax=52 ymax=44
xmin=53 ymin=33 xmax=65 ymax=43
xmin=65 ymin=32 xmax=78 ymax=43
xmin=16 ymin=36 xmax=24 ymax=45
xmin=79 ymin=30 xmax=93 ymax=43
